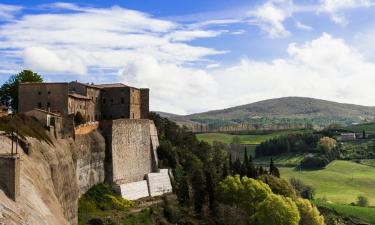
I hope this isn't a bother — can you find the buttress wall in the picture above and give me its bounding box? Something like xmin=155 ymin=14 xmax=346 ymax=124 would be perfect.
xmin=104 ymin=119 xmax=158 ymax=185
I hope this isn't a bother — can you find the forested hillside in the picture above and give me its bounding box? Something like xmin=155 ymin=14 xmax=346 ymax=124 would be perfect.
xmin=160 ymin=97 xmax=375 ymax=132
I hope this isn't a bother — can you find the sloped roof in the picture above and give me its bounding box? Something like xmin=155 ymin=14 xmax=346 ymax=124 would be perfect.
xmin=68 ymin=92 xmax=91 ymax=100
xmin=93 ymin=83 xmax=128 ymax=88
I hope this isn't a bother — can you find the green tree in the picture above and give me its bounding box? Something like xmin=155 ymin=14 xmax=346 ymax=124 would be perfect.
xmin=173 ymin=164 xmax=190 ymax=205
xmin=246 ymin=155 xmax=257 ymax=178
xmin=269 ymin=158 xmax=280 ymax=177
xmin=233 ymin=157 xmax=242 ymax=175
xmin=295 ymin=198 xmax=325 ymax=225
xmin=0 ymin=70 xmax=43 ymax=112
xmin=357 ymin=195 xmax=369 ymax=207
xmin=217 ymin=175 xmax=272 ymax=214
xmin=259 ymin=174 xmax=297 ymax=199
xmin=252 ymin=194 xmax=300 ymax=225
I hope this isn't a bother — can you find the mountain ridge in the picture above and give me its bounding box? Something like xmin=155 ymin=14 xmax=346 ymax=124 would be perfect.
xmin=155 ymin=97 xmax=375 ymax=132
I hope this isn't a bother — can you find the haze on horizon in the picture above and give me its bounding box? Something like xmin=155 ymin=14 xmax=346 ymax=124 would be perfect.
xmin=1 ymin=0 xmax=375 ymax=115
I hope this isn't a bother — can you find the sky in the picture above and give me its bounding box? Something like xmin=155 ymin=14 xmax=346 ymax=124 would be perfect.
xmin=1 ymin=0 xmax=375 ymax=114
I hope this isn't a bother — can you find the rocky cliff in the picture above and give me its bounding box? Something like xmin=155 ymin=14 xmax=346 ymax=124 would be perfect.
xmin=0 ymin=130 xmax=105 ymax=225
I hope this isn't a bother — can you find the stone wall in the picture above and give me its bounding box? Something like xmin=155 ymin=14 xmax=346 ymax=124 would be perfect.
xmin=0 ymin=154 xmax=20 ymax=201
xmin=101 ymin=87 xmax=130 ymax=119
xmin=75 ymin=131 xmax=106 ymax=196
xmin=129 ymin=88 xmax=141 ymax=119
xmin=108 ymin=119 xmax=155 ymax=184
xmin=18 ymin=83 xmax=69 ymax=114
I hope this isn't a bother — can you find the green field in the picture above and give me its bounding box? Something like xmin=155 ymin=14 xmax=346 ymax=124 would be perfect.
xmin=196 ymin=130 xmax=309 ymax=145
xmin=346 ymin=123 xmax=375 ymax=134
xmin=316 ymin=200 xmax=375 ymax=224
xmin=255 ymin=153 xmax=305 ymax=167
xmin=280 ymin=160 xmax=375 ymax=206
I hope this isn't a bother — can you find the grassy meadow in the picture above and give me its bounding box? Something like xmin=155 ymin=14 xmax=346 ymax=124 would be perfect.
xmin=254 ymin=153 xmax=305 ymax=167
xmin=346 ymin=123 xmax=375 ymax=134
xmin=196 ymin=129 xmax=309 ymax=145
xmin=280 ymin=160 xmax=375 ymax=206
xmin=316 ymin=200 xmax=375 ymax=224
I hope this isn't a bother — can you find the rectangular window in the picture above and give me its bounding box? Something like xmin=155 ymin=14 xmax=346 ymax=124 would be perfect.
xmin=47 ymin=102 xmax=50 ymax=108
xmin=103 ymin=98 xmax=106 ymax=104
xmin=121 ymin=98 xmax=124 ymax=104
xmin=47 ymin=91 xmax=51 ymax=95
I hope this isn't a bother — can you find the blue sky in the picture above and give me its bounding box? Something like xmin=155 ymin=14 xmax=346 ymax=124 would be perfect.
xmin=1 ymin=0 xmax=375 ymax=114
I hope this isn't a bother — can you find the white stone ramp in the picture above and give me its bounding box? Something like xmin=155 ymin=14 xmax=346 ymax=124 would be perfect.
xmin=116 ymin=180 xmax=149 ymax=200
xmin=147 ymin=171 xmax=173 ymax=197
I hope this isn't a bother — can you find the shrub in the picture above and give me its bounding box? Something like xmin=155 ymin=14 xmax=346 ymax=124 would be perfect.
xmin=289 ymin=178 xmax=315 ymax=200
xmin=357 ymin=195 xmax=369 ymax=207
xmin=259 ymin=174 xmax=297 ymax=199
xmin=300 ymin=155 xmax=329 ymax=170
xmin=252 ymin=194 xmax=300 ymax=225
xmin=295 ymin=198 xmax=325 ymax=225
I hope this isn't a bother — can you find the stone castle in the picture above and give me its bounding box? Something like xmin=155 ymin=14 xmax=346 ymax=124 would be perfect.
xmin=18 ymin=81 xmax=149 ymax=121
xmin=0 ymin=80 xmax=172 ymax=222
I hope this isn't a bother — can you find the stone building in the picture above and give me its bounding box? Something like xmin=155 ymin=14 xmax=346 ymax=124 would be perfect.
xmin=18 ymin=81 xmax=149 ymax=122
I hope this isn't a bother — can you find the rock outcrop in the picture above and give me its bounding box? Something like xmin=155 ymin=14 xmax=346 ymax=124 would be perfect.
xmin=0 ymin=129 xmax=106 ymax=225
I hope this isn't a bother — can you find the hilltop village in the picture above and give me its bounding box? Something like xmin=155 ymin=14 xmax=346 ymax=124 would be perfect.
xmin=0 ymin=81 xmax=172 ymax=224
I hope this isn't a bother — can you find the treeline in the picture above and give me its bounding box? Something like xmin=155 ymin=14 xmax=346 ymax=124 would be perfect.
xmin=150 ymin=112 xmax=229 ymax=214
xmin=255 ymin=133 xmax=321 ymax=157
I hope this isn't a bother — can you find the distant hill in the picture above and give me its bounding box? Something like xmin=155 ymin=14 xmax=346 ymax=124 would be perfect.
xmin=156 ymin=97 xmax=375 ymax=133
xmin=152 ymin=111 xmax=182 ymax=118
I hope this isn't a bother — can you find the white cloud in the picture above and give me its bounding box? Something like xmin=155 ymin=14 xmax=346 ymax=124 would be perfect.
xmin=121 ymin=33 xmax=375 ymax=114
xmin=23 ymin=47 xmax=87 ymax=75
xmin=249 ymin=0 xmax=294 ymax=38
xmin=295 ymin=21 xmax=313 ymax=30
xmin=119 ymin=56 xmax=219 ymax=114
xmin=318 ymin=0 xmax=374 ymax=24
xmin=0 ymin=4 xmax=225 ymax=75
xmin=166 ymin=30 xmax=225 ymax=42
xmin=231 ymin=29 xmax=246 ymax=35
xmin=2 ymin=3 xmax=375 ymax=114
xmin=0 ymin=4 xmax=22 ymax=20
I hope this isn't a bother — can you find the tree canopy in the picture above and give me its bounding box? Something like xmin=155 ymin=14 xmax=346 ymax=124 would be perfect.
xmin=0 ymin=70 xmax=43 ymax=112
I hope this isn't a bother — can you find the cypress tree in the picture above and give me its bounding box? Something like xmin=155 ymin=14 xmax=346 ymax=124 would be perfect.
xmin=247 ymin=155 xmax=257 ymax=178
xmin=229 ymin=153 xmax=233 ymax=174
xmin=233 ymin=157 xmax=241 ymax=175
xmin=244 ymin=147 xmax=249 ymax=166
xmin=269 ymin=158 xmax=280 ymax=177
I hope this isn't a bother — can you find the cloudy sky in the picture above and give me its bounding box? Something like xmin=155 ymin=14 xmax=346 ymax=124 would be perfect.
xmin=1 ymin=0 xmax=375 ymax=114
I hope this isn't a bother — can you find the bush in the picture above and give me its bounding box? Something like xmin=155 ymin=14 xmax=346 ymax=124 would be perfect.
xmin=289 ymin=178 xmax=315 ymax=200
xmin=295 ymin=198 xmax=325 ymax=225
xmin=259 ymin=174 xmax=297 ymax=199
xmin=252 ymin=194 xmax=300 ymax=225
xmin=300 ymin=155 xmax=329 ymax=170
xmin=356 ymin=195 xmax=369 ymax=207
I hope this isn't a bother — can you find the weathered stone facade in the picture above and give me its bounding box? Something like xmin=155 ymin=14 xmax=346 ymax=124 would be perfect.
xmin=0 ymin=154 xmax=20 ymax=201
xmin=102 ymin=119 xmax=157 ymax=184
xmin=75 ymin=131 xmax=106 ymax=196
xmin=18 ymin=81 xmax=149 ymax=122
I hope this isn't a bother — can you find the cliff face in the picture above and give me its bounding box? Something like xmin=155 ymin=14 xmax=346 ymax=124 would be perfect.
xmin=0 ymin=130 xmax=106 ymax=225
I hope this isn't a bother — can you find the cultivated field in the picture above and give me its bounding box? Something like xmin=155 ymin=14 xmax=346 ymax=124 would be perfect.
xmin=280 ymin=160 xmax=375 ymax=205
xmin=196 ymin=130 xmax=309 ymax=145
